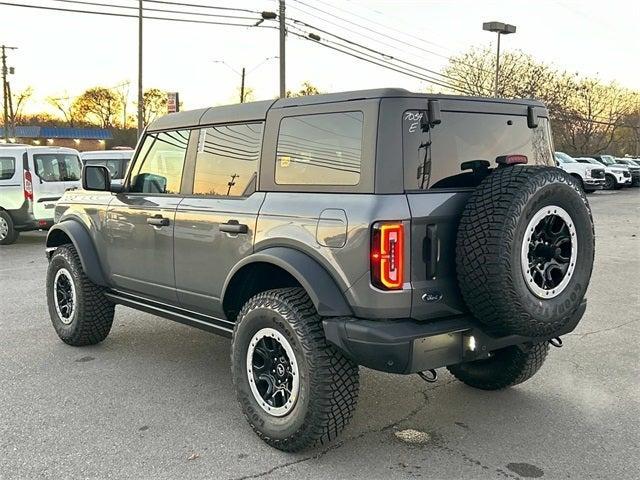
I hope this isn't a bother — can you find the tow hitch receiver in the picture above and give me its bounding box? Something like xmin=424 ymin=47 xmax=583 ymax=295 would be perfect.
xmin=549 ymin=337 xmax=563 ymax=348
xmin=417 ymin=369 xmax=438 ymax=383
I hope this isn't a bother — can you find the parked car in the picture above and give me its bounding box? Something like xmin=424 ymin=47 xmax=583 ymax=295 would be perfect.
xmin=554 ymin=151 xmax=605 ymax=192
xmin=0 ymin=145 xmax=82 ymax=245
xmin=44 ymin=89 xmax=594 ymax=452
xmin=574 ymin=157 xmax=630 ymax=190
xmin=588 ymin=154 xmax=632 ymax=188
xmin=613 ymin=158 xmax=640 ymax=186
xmin=80 ymin=150 xmax=134 ymax=187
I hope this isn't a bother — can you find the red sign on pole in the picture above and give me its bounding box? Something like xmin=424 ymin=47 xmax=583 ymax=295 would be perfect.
xmin=167 ymin=92 xmax=180 ymax=114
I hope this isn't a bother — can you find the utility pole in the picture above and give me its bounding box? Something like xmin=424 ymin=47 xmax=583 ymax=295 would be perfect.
xmin=279 ymin=0 xmax=286 ymax=98
xmin=226 ymin=173 xmax=239 ymax=196
xmin=137 ymin=0 xmax=144 ymax=138
xmin=1 ymin=45 xmax=17 ymax=143
xmin=240 ymin=67 xmax=246 ymax=103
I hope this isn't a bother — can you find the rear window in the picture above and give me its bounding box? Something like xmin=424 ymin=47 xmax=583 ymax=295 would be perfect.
xmin=0 ymin=157 xmax=16 ymax=180
xmin=403 ymin=111 xmax=554 ymax=190
xmin=275 ymin=111 xmax=363 ymax=186
xmin=34 ymin=153 xmax=82 ymax=182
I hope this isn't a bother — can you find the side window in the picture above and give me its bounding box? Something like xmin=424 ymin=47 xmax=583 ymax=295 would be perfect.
xmin=0 ymin=157 xmax=16 ymax=180
xmin=192 ymin=123 xmax=263 ymax=196
xmin=33 ymin=154 xmax=82 ymax=182
xmin=129 ymin=130 xmax=189 ymax=194
xmin=275 ymin=111 xmax=363 ymax=186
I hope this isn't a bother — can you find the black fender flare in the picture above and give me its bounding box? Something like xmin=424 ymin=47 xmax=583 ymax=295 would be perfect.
xmin=222 ymin=247 xmax=352 ymax=317
xmin=46 ymin=220 xmax=107 ymax=286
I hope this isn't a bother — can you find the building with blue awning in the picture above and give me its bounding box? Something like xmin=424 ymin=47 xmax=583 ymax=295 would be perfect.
xmin=0 ymin=126 xmax=113 ymax=151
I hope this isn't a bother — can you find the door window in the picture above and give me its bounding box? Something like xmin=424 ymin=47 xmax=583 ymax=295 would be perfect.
xmin=0 ymin=157 xmax=16 ymax=180
xmin=129 ymin=130 xmax=190 ymax=194
xmin=192 ymin=123 xmax=263 ymax=196
xmin=33 ymin=153 xmax=82 ymax=182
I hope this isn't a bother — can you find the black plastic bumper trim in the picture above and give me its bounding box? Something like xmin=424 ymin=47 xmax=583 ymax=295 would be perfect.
xmin=323 ymin=299 xmax=587 ymax=374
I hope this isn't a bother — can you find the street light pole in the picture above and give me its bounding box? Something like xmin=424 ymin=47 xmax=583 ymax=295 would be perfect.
xmin=482 ymin=22 xmax=516 ymax=97
xmin=279 ymin=0 xmax=286 ymax=98
xmin=137 ymin=0 xmax=144 ymax=138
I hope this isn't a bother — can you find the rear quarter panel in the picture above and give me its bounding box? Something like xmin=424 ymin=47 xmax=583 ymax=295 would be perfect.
xmin=255 ymin=192 xmax=413 ymax=319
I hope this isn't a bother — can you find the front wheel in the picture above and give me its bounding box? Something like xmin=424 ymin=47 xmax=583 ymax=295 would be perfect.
xmin=604 ymin=174 xmax=617 ymax=190
xmin=231 ymin=288 xmax=359 ymax=452
xmin=46 ymin=244 xmax=115 ymax=346
xmin=447 ymin=343 xmax=549 ymax=390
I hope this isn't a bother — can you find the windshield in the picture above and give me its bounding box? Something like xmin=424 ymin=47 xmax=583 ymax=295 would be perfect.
xmin=554 ymin=152 xmax=576 ymax=163
xmin=599 ymin=155 xmax=616 ymax=166
xmin=34 ymin=153 xmax=82 ymax=182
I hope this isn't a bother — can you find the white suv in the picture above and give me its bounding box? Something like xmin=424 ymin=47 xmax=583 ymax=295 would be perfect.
xmin=0 ymin=145 xmax=82 ymax=245
xmin=554 ymin=151 xmax=605 ymax=193
xmin=574 ymin=157 xmax=630 ymax=190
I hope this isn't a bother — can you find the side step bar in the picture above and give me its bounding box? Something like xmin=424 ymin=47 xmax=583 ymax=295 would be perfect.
xmin=104 ymin=290 xmax=234 ymax=337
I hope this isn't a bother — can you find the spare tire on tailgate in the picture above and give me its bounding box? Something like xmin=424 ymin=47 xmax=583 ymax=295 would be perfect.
xmin=456 ymin=165 xmax=594 ymax=337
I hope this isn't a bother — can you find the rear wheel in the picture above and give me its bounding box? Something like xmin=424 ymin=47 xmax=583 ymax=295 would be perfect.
xmin=46 ymin=244 xmax=115 ymax=346
xmin=0 ymin=210 xmax=19 ymax=245
xmin=447 ymin=343 xmax=549 ymax=390
xmin=456 ymin=166 xmax=594 ymax=337
xmin=231 ymin=287 xmax=359 ymax=452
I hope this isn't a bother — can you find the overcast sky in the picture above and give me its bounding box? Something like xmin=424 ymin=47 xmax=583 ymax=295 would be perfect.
xmin=1 ymin=0 xmax=638 ymax=115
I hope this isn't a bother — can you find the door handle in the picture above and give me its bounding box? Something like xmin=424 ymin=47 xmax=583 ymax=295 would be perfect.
xmin=147 ymin=215 xmax=170 ymax=227
xmin=219 ymin=220 xmax=248 ymax=234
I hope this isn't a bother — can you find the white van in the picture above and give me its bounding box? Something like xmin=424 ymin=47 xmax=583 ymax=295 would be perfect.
xmin=0 ymin=145 xmax=82 ymax=245
xmin=80 ymin=150 xmax=134 ymax=187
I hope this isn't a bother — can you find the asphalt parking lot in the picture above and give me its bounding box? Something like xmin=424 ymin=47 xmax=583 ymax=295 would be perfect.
xmin=0 ymin=189 xmax=638 ymax=480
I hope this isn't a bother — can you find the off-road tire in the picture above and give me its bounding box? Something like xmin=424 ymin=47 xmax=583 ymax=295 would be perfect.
xmin=447 ymin=342 xmax=549 ymax=390
xmin=231 ymin=287 xmax=359 ymax=452
xmin=0 ymin=210 xmax=19 ymax=245
xmin=46 ymin=244 xmax=115 ymax=346
xmin=456 ymin=166 xmax=595 ymax=337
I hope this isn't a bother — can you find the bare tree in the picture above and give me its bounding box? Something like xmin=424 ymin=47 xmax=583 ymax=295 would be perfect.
xmin=73 ymin=87 xmax=124 ymax=128
xmin=47 ymin=94 xmax=79 ymax=126
xmin=286 ymin=81 xmax=321 ymax=98
xmin=9 ymin=86 xmax=33 ymax=125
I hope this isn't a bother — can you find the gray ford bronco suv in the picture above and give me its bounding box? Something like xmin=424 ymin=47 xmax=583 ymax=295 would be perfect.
xmin=45 ymin=89 xmax=594 ymax=452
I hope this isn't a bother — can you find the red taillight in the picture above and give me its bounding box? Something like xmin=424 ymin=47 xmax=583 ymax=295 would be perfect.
xmin=371 ymin=222 xmax=404 ymax=290
xmin=23 ymin=171 xmax=33 ymax=201
xmin=496 ymin=154 xmax=528 ymax=165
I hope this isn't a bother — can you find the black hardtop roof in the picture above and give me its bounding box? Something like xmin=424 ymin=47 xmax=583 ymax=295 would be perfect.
xmin=146 ymin=88 xmax=546 ymax=132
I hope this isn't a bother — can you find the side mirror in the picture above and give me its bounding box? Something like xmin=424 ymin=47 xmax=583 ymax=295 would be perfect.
xmin=82 ymin=165 xmax=111 ymax=191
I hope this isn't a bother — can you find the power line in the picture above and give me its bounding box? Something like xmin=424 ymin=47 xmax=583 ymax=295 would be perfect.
xmin=139 ymin=0 xmax=262 ymax=15
xmin=51 ymin=0 xmax=259 ymax=20
xmin=0 ymin=1 xmax=264 ymax=26
xmin=288 ymin=0 xmax=491 ymax=75
xmin=286 ymin=27 xmax=469 ymax=94
xmin=288 ymin=17 xmax=478 ymax=91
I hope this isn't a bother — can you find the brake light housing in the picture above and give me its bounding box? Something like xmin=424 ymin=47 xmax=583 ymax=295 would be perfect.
xmin=371 ymin=222 xmax=404 ymax=290
xmin=23 ymin=171 xmax=33 ymax=201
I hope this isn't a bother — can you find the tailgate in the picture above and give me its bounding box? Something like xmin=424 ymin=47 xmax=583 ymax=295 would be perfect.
xmin=406 ymin=191 xmax=471 ymax=321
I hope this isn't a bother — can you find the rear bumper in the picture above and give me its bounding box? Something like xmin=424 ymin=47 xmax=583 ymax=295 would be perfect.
xmin=323 ymin=300 xmax=587 ymax=374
